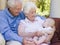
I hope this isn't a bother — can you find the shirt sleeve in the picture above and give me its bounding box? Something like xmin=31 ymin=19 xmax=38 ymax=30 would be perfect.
xmin=18 ymin=21 xmax=35 ymax=37
xmin=0 ymin=14 xmax=23 ymax=43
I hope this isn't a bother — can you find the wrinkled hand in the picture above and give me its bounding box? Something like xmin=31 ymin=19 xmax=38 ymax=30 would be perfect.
xmin=36 ymin=31 xmax=43 ymax=37
xmin=23 ymin=38 xmax=35 ymax=45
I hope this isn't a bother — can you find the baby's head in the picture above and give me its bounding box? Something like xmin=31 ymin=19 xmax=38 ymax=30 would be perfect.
xmin=23 ymin=2 xmax=37 ymax=21
xmin=43 ymin=18 xmax=55 ymax=28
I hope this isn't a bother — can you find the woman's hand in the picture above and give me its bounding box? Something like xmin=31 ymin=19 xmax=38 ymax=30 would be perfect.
xmin=36 ymin=31 xmax=40 ymax=37
xmin=23 ymin=38 xmax=35 ymax=45
xmin=35 ymin=31 xmax=44 ymax=37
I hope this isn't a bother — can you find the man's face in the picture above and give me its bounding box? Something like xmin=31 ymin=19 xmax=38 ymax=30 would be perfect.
xmin=9 ymin=2 xmax=22 ymax=16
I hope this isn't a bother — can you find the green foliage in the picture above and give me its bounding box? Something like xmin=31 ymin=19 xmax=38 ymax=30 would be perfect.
xmin=36 ymin=0 xmax=50 ymax=16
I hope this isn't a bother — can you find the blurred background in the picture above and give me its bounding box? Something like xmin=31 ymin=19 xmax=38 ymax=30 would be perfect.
xmin=0 ymin=0 xmax=60 ymax=18
xmin=0 ymin=0 xmax=50 ymax=17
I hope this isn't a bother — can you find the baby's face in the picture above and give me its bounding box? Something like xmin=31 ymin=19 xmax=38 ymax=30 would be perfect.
xmin=43 ymin=20 xmax=52 ymax=28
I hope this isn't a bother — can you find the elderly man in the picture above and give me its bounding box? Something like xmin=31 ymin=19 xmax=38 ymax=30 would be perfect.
xmin=0 ymin=0 xmax=35 ymax=45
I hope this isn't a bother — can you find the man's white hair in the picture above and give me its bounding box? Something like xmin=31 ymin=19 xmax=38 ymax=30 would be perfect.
xmin=7 ymin=0 xmax=22 ymax=8
xmin=23 ymin=2 xmax=37 ymax=14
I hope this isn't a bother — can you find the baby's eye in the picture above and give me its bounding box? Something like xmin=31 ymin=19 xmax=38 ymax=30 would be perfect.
xmin=43 ymin=26 xmax=45 ymax=28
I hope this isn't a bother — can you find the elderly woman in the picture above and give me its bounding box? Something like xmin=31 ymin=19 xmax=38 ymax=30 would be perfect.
xmin=18 ymin=2 xmax=55 ymax=45
xmin=0 ymin=0 xmax=35 ymax=45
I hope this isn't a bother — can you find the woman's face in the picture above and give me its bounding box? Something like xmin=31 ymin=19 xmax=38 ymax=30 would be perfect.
xmin=26 ymin=8 xmax=36 ymax=22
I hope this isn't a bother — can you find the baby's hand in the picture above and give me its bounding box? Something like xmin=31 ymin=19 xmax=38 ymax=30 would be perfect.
xmin=33 ymin=36 xmax=38 ymax=44
xmin=33 ymin=36 xmax=41 ymax=45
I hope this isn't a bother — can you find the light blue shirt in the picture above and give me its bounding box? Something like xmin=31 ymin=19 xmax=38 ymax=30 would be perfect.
xmin=0 ymin=8 xmax=25 ymax=43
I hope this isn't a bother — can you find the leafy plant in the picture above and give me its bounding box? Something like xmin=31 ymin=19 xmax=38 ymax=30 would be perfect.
xmin=36 ymin=0 xmax=50 ymax=16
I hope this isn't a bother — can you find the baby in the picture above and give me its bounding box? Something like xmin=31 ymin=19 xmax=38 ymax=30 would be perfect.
xmin=33 ymin=18 xmax=55 ymax=45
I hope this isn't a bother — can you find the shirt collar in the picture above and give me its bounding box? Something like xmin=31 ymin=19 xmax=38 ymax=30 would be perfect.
xmin=25 ymin=17 xmax=38 ymax=23
xmin=4 ymin=8 xmax=16 ymax=18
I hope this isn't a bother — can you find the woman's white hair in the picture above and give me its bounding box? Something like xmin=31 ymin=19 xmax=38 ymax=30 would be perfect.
xmin=23 ymin=2 xmax=37 ymax=14
xmin=7 ymin=0 xmax=22 ymax=8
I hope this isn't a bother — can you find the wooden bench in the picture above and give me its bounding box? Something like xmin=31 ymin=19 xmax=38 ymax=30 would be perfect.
xmin=50 ymin=18 xmax=60 ymax=45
